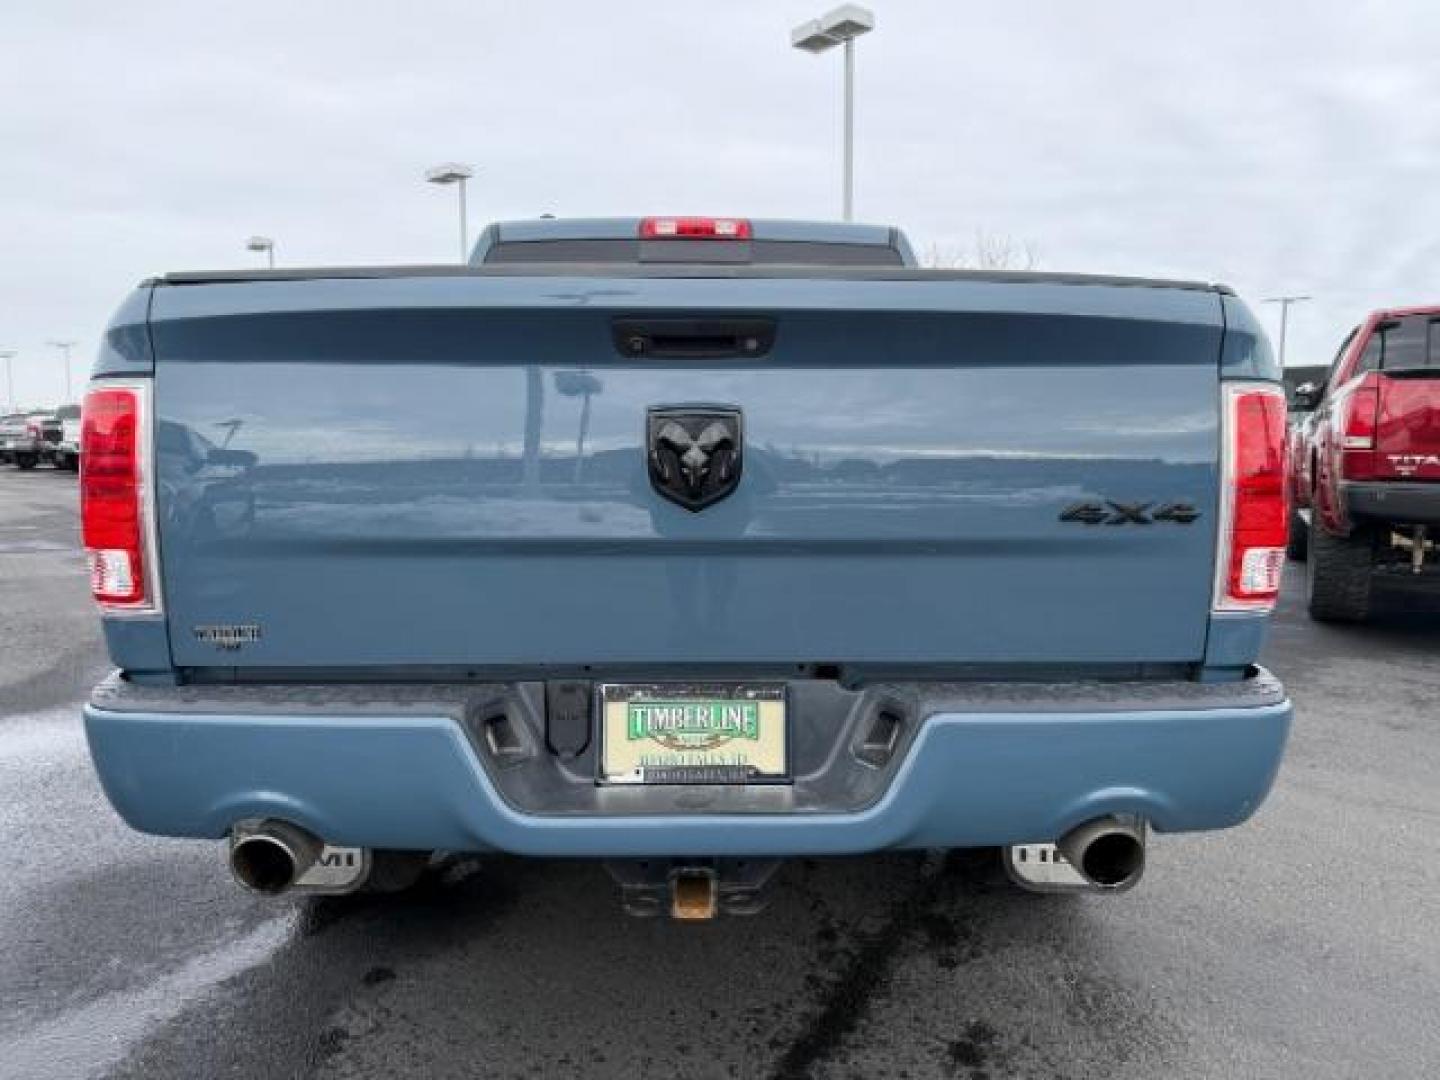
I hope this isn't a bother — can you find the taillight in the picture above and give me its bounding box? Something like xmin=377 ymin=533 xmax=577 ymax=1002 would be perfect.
xmin=81 ymin=382 xmax=158 ymax=612
xmin=25 ymin=422 xmax=40 ymax=439
xmin=1338 ymin=384 xmax=1380 ymax=480
xmin=639 ymin=216 xmax=752 ymax=240
xmin=1214 ymin=383 xmax=1289 ymax=612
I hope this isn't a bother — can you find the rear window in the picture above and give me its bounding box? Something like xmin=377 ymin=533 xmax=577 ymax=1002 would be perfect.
xmin=1358 ymin=313 xmax=1440 ymax=372
xmin=483 ymin=238 xmax=904 ymax=267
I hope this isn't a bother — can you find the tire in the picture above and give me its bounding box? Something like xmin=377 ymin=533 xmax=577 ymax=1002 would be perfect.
xmin=1306 ymin=515 xmax=1374 ymax=622
xmin=1286 ymin=507 xmax=1309 ymax=561
xmin=14 ymin=454 xmax=37 ymax=470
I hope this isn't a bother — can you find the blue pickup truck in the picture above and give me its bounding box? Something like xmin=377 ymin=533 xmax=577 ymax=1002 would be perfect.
xmin=80 ymin=216 xmax=1293 ymax=917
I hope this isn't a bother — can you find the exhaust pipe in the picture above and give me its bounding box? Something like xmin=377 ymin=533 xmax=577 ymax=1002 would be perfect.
xmin=229 ymin=821 xmax=324 ymax=895
xmin=1056 ymin=816 xmax=1146 ymax=891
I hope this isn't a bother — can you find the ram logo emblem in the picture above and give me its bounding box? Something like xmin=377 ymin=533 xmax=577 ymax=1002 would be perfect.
xmin=646 ymin=406 xmax=744 ymax=511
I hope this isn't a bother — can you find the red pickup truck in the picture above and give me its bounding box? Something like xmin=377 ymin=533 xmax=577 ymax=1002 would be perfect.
xmin=1293 ymin=305 xmax=1440 ymax=620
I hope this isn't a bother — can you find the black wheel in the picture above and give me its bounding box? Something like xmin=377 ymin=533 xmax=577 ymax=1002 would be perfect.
xmin=1306 ymin=515 xmax=1374 ymax=622
xmin=1286 ymin=507 xmax=1309 ymax=561
xmin=14 ymin=454 xmax=37 ymax=470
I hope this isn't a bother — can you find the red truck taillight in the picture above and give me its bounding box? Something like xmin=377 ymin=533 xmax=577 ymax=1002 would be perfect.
xmin=1214 ymin=383 xmax=1289 ymax=612
xmin=81 ymin=382 xmax=159 ymax=612
xmin=1338 ymin=384 xmax=1380 ymax=480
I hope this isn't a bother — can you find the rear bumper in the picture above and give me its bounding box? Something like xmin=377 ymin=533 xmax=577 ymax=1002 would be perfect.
xmin=1344 ymin=481 xmax=1440 ymax=526
xmin=84 ymin=672 xmax=1292 ymax=857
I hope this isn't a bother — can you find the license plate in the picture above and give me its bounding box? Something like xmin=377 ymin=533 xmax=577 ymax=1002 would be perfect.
xmin=598 ymin=683 xmax=789 ymax=785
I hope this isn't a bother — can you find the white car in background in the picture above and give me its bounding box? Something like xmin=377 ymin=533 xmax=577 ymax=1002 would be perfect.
xmin=0 ymin=411 xmax=56 ymax=469
xmin=53 ymin=407 xmax=81 ymax=471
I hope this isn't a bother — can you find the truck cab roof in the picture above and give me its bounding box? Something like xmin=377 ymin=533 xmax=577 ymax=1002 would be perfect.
xmin=470 ymin=216 xmax=917 ymax=267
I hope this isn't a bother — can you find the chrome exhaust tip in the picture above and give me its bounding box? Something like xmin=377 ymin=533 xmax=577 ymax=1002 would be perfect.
xmin=229 ymin=821 xmax=324 ymax=896
xmin=1056 ymin=816 xmax=1146 ymax=891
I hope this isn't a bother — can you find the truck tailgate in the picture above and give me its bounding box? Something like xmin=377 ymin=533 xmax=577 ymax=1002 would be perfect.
xmin=1375 ymin=374 xmax=1440 ymax=481
xmin=148 ymin=273 xmax=1224 ymax=671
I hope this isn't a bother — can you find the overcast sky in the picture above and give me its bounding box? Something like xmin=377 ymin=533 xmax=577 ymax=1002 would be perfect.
xmin=2 ymin=0 xmax=1437 ymax=407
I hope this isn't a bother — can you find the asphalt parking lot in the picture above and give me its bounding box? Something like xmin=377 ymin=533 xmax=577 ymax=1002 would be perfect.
xmin=1 ymin=465 xmax=1438 ymax=1080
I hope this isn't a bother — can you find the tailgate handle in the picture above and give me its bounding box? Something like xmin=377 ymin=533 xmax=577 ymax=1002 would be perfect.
xmin=612 ymin=318 xmax=775 ymax=359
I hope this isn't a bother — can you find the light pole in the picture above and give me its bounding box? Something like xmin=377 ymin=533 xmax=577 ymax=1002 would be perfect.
xmin=48 ymin=340 xmax=77 ymax=404
xmin=0 ymin=350 xmax=15 ymax=412
xmin=425 ymin=163 xmax=475 ymax=263
xmin=791 ymin=4 xmax=875 ymax=222
xmin=1262 ymin=295 xmax=1312 ymax=368
xmin=555 ymin=369 xmax=604 ymax=483
xmin=246 ymin=236 xmax=276 ymax=269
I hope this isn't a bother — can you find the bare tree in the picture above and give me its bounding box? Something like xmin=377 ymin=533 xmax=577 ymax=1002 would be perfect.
xmin=923 ymin=230 xmax=1041 ymax=271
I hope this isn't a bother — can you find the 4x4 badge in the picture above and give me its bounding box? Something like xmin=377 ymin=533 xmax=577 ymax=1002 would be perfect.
xmin=1059 ymin=501 xmax=1200 ymax=525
